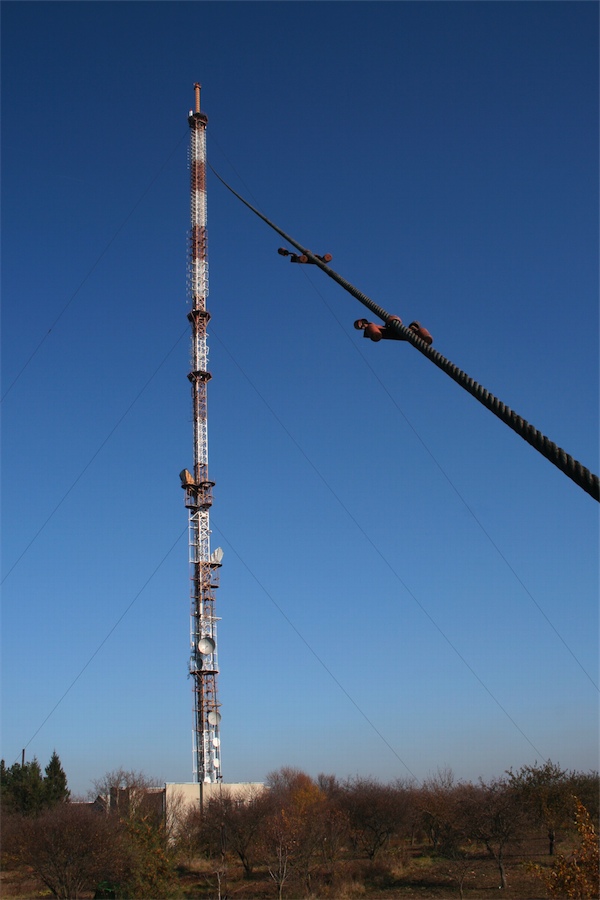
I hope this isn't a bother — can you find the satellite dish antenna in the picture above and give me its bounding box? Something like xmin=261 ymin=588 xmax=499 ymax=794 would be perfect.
xmin=210 ymin=547 xmax=224 ymax=564
xmin=208 ymin=710 xmax=221 ymax=725
xmin=212 ymin=737 xmax=220 ymax=747
xmin=213 ymin=758 xmax=220 ymax=768
xmin=197 ymin=637 xmax=215 ymax=654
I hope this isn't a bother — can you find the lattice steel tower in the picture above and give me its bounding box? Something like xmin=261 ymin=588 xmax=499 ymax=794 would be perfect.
xmin=180 ymin=83 xmax=222 ymax=784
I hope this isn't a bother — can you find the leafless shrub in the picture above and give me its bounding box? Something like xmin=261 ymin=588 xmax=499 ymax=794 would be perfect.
xmin=10 ymin=802 xmax=128 ymax=899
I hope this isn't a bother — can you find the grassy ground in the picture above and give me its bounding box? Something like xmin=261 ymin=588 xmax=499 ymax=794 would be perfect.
xmin=0 ymin=838 xmax=574 ymax=899
xmin=173 ymin=855 xmax=548 ymax=900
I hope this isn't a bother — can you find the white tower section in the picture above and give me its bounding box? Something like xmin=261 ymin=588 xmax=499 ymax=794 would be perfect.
xmin=180 ymin=83 xmax=222 ymax=784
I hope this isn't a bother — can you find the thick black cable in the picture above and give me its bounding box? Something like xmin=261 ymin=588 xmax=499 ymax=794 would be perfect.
xmin=298 ymin=266 xmax=598 ymax=692
xmin=210 ymin=166 xmax=599 ymax=503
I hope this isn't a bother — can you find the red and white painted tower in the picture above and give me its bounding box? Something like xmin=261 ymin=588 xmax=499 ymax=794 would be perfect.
xmin=180 ymin=83 xmax=222 ymax=784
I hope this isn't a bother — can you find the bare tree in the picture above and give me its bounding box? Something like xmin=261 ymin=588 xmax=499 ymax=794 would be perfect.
xmin=507 ymin=760 xmax=572 ymax=855
xmin=91 ymin=768 xmax=163 ymax=823
xmin=315 ymin=773 xmax=352 ymax=875
xmin=92 ymin=767 xmax=157 ymax=796
xmin=89 ymin=768 xmax=178 ymax=898
xmin=10 ymin=802 xmax=128 ymax=899
xmin=173 ymin=803 xmax=203 ymax=865
xmin=214 ymin=789 xmax=270 ymax=877
xmin=460 ymin=777 xmax=528 ymax=890
xmin=340 ymin=776 xmax=407 ymax=861
xmin=264 ymin=807 xmax=291 ymax=900
xmin=394 ymin=779 xmax=423 ymax=846
xmin=418 ymin=767 xmax=462 ymax=854
xmin=263 ymin=768 xmax=328 ymax=894
xmin=163 ymin=785 xmax=190 ymax=847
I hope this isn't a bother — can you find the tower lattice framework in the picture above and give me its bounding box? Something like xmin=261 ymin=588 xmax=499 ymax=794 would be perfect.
xmin=180 ymin=83 xmax=222 ymax=784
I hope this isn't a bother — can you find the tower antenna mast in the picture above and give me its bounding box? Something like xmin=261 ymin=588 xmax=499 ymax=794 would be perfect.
xmin=180 ymin=83 xmax=222 ymax=784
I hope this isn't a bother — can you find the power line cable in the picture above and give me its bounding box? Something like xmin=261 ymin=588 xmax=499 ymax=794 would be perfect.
xmin=1 ymin=129 xmax=189 ymax=403
xmin=208 ymin=145 xmax=596 ymax=693
xmin=1 ymin=326 xmax=188 ymax=584
xmin=6 ymin=320 xmax=548 ymax=778
xmin=10 ymin=318 xmax=549 ymax=772
xmin=8 ymin=139 xmax=570 ymax=776
xmin=15 ymin=526 xmax=188 ymax=762
xmin=210 ymin=327 xmax=547 ymax=762
xmin=211 ymin=517 xmax=419 ymax=781
xmin=298 ymin=266 xmax=599 ymax=693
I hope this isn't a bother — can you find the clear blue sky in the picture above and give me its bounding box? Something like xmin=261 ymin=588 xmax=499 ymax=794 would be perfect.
xmin=2 ymin=1 xmax=598 ymax=797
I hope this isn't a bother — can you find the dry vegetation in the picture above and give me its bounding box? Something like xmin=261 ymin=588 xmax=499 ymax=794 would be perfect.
xmin=1 ymin=762 xmax=598 ymax=899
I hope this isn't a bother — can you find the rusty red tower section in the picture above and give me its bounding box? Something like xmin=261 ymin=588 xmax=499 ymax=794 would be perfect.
xmin=180 ymin=84 xmax=222 ymax=784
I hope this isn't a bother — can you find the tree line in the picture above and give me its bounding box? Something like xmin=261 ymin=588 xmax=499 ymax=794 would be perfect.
xmin=1 ymin=751 xmax=69 ymax=815
xmin=1 ymin=756 xmax=598 ymax=899
xmin=184 ymin=763 xmax=599 ymax=898
xmin=2 ymin=762 xmax=177 ymax=900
